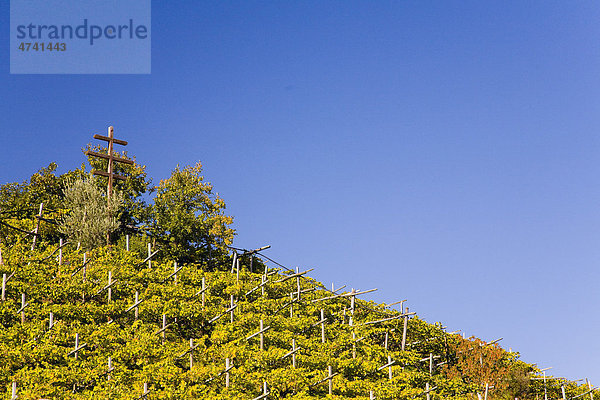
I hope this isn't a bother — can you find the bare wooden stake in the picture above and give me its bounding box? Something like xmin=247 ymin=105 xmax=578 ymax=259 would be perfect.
xmin=370 ymin=390 xmax=375 ymax=400
xmin=352 ymin=331 xmax=357 ymax=359
xmin=236 ymin=258 xmax=240 ymax=283
xmin=135 ymin=291 xmax=139 ymax=320
xmin=401 ymin=307 xmax=409 ymax=351
xmin=19 ymin=293 xmax=27 ymax=324
xmin=2 ymin=273 xmax=6 ymax=301
xmin=147 ymin=243 xmax=152 ymax=268
xmin=292 ymin=339 xmax=297 ymax=368
xmin=189 ymin=338 xmax=194 ymax=369
xmin=321 ymin=309 xmax=326 ymax=343
xmin=377 ymin=355 xmax=395 ymax=380
xmin=384 ymin=331 xmax=389 ymax=351
xmin=202 ymin=276 xmax=206 ymax=307
xmin=31 ymin=203 xmax=44 ymax=251
xmin=107 ymin=271 xmax=112 ymax=303
xmin=225 ymin=358 xmax=231 ymax=387
xmin=426 ymin=382 xmax=430 ymax=400
xmin=230 ymin=251 xmax=238 ymax=273
xmin=161 ymin=314 xmax=167 ymax=345
xmin=261 ymin=273 xmax=266 ymax=297
xmin=328 ymin=366 xmax=333 ymax=395
xmin=11 ymin=381 xmax=17 ymax=400
xmin=295 ymin=267 xmax=301 ymax=301
xmin=58 ymin=238 xmax=63 ymax=265
xmin=107 ymin=357 xmax=114 ymax=381
xmin=251 ymin=382 xmax=269 ymax=400
xmin=68 ymin=333 xmax=87 ymax=359
xmin=49 ymin=312 xmax=55 ymax=330
xmin=82 ymin=252 xmax=87 ymax=282
xmin=246 ymin=319 xmax=271 ymax=351
xmin=230 ymin=295 xmax=235 ymax=323
xmin=126 ymin=234 xmax=129 ymax=251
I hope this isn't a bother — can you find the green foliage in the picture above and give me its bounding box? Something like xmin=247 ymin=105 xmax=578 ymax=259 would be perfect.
xmin=0 ymin=238 xmax=591 ymax=400
xmin=83 ymin=143 xmax=153 ymax=233
xmin=152 ymin=162 xmax=234 ymax=263
xmin=59 ymin=176 xmax=123 ymax=251
xmin=0 ymin=163 xmax=85 ymax=245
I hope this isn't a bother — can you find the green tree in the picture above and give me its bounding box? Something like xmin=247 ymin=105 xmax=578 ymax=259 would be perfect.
xmin=152 ymin=162 xmax=234 ymax=263
xmin=83 ymin=144 xmax=153 ymax=235
xmin=59 ymin=176 xmax=123 ymax=250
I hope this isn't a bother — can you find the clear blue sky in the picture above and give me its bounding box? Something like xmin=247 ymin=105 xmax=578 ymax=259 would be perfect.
xmin=2 ymin=0 xmax=599 ymax=383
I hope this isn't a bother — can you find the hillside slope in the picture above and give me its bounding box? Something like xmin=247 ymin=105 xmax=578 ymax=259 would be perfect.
xmin=0 ymin=238 xmax=590 ymax=399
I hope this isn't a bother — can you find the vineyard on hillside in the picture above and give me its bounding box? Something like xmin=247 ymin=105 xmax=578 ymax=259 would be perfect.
xmin=0 ymin=146 xmax=595 ymax=399
xmin=0 ymin=235 xmax=592 ymax=399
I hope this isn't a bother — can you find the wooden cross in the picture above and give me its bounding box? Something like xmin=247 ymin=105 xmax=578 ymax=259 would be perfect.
xmin=85 ymin=126 xmax=133 ymax=198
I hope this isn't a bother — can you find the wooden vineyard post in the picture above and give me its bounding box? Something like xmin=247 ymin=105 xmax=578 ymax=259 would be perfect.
xmin=31 ymin=203 xmax=44 ymax=251
xmin=107 ymin=357 xmax=114 ymax=381
xmin=19 ymin=293 xmax=27 ymax=324
xmin=11 ymin=381 xmax=17 ymax=400
xmin=246 ymin=319 xmax=271 ymax=351
xmin=147 ymin=244 xmax=152 ymax=268
xmin=107 ymin=271 xmax=113 ymax=303
xmin=370 ymin=390 xmax=375 ymax=400
xmin=321 ymin=309 xmax=326 ymax=343
xmin=402 ymin=307 xmax=409 ymax=351
xmin=68 ymin=333 xmax=87 ymax=360
xmin=260 ymin=319 xmax=264 ymax=350
xmin=378 ymin=355 xmax=395 ymax=380
xmin=189 ymin=338 xmax=194 ymax=369
xmin=426 ymin=382 xmax=430 ymax=400
xmin=85 ymin=126 xmax=133 ymax=244
xmin=225 ymin=358 xmax=231 ymax=388
xmin=58 ymin=238 xmax=63 ymax=265
xmin=230 ymin=295 xmax=235 ymax=323
xmin=126 ymin=234 xmax=129 ymax=251
xmin=587 ymin=379 xmax=594 ymax=400
xmin=2 ymin=273 xmax=6 ymax=301
xmin=135 ymin=291 xmax=139 ymax=320
xmin=281 ymin=338 xmax=301 ymax=368
xmin=328 ymin=365 xmax=333 ymax=395
xmin=292 ymin=339 xmax=297 ymax=368
xmin=251 ymin=382 xmax=269 ymax=400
